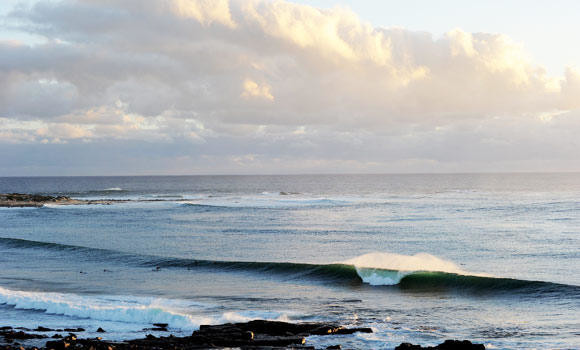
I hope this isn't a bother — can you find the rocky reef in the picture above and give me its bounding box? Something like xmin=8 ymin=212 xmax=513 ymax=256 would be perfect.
xmin=0 ymin=193 xmax=122 ymax=207
xmin=0 ymin=320 xmax=485 ymax=350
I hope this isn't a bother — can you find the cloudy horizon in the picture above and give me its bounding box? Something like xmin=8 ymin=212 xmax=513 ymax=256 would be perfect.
xmin=1 ymin=0 xmax=579 ymax=176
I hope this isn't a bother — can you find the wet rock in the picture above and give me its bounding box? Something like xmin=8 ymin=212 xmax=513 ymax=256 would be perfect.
xmin=333 ymin=327 xmax=373 ymax=335
xmin=143 ymin=327 xmax=167 ymax=332
xmin=44 ymin=340 xmax=71 ymax=350
xmin=63 ymin=329 xmax=84 ymax=333
xmin=95 ymin=328 xmax=106 ymax=333
xmin=1 ymin=320 xmax=484 ymax=350
xmin=1 ymin=331 xmax=47 ymax=340
xmin=395 ymin=339 xmax=485 ymax=350
xmin=33 ymin=328 xmax=52 ymax=333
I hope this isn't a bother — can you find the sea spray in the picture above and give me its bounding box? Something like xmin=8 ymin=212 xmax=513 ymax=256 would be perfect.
xmin=343 ymin=252 xmax=468 ymax=275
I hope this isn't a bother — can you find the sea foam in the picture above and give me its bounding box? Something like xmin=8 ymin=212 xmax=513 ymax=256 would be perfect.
xmin=0 ymin=287 xmax=202 ymax=329
xmin=0 ymin=287 xmax=300 ymax=331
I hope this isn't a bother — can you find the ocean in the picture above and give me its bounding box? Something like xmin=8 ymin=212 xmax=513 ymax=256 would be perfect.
xmin=0 ymin=174 xmax=579 ymax=349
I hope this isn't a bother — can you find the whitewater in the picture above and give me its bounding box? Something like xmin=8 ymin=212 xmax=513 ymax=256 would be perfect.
xmin=0 ymin=174 xmax=579 ymax=349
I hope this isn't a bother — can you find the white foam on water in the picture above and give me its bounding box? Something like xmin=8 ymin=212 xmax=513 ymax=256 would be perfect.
xmin=178 ymin=193 xmax=381 ymax=209
xmin=0 ymin=287 xmax=203 ymax=330
xmin=216 ymin=310 xmax=296 ymax=323
xmin=0 ymin=287 xmax=304 ymax=334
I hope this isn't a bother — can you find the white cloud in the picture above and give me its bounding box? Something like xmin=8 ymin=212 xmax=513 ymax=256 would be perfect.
xmin=0 ymin=0 xmax=579 ymax=174
xmin=241 ymin=78 xmax=274 ymax=100
xmin=171 ymin=0 xmax=236 ymax=27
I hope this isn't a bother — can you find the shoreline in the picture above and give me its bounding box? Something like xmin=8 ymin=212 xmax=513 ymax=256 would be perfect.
xmin=0 ymin=193 xmax=182 ymax=208
xmin=0 ymin=320 xmax=485 ymax=350
xmin=0 ymin=193 xmax=127 ymax=208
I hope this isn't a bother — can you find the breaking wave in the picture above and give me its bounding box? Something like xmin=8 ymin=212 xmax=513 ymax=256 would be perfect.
xmin=1 ymin=237 xmax=578 ymax=296
xmin=0 ymin=286 xmax=200 ymax=329
xmin=0 ymin=287 xmax=295 ymax=330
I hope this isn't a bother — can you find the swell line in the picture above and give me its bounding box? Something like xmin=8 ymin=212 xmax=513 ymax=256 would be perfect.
xmin=1 ymin=237 xmax=579 ymax=296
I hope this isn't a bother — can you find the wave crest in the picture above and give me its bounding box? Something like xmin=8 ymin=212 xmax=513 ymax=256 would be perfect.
xmin=344 ymin=252 xmax=468 ymax=275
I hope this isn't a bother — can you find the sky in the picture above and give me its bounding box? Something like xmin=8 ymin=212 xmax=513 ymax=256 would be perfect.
xmin=0 ymin=0 xmax=579 ymax=176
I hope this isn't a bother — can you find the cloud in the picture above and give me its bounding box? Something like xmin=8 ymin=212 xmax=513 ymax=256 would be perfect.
xmin=241 ymin=78 xmax=274 ymax=100
xmin=171 ymin=0 xmax=236 ymax=27
xmin=0 ymin=0 xmax=579 ymax=174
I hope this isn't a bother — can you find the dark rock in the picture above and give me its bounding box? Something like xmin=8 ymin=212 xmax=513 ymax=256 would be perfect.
xmin=1 ymin=331 xmax=47 ymax=340
xmin=51 ymin=334 xmax=62 ymax=339
xmin=44 ymin=340 xmax=71 ymax=350
xmin=96 ymin=328 xmax=106 ymax=333
xmin=437 ymin=340 xmax=485 ymax=350
xmin=1 ymin=320 xmax=484 ymax=350
xmin=144 ymin=327 xmax=167 ymax=332
xmin=395 ymin=339 xmax=485 ymax=350
xmin=34 ymin=328 xmax=52 ymax=332
xmin=152 ymin=324 xmax=168 ymax=328
xmin=333 ymin=327 xmax=373 ymax=335
xmin=396 ymin=343 xmax=423 ymax=350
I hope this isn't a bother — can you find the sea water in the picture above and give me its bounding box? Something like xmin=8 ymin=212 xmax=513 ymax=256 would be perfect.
xmin=0 ymin=174 xmax=579 ymax=349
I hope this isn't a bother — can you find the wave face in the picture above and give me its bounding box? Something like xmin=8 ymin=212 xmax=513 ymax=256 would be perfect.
xmin=1 ymin=237 xmax=578 ymax=298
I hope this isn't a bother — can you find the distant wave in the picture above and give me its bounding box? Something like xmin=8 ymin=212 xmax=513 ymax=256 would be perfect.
xmin=1 ymin=237 xmax=578 ymax=297
xmin=178 ymin=197 xmax=354 ymax=209
xmin=103 ymin=187 xmax=123 ymax=191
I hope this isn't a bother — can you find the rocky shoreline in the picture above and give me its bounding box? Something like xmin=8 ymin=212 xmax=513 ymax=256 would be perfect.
xmin=0 ymin=193 xmax=125 ymax=207
xmin=0 ymin=193 xmax=135 ymax=208
xmin=0 ymin=320 xmax=485 ymax=350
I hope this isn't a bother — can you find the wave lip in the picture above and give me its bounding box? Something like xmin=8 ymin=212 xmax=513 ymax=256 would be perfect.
xmin=344 ymin=252 xmax=481 ymax=286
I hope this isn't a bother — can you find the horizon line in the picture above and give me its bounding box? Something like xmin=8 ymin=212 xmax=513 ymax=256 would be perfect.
xmin=1 ymin=171 xmax=579 ymax=178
